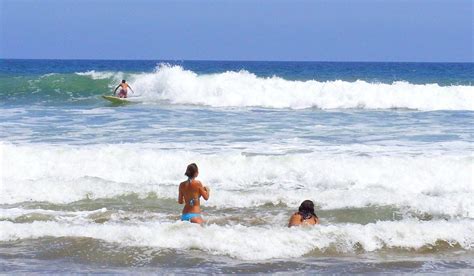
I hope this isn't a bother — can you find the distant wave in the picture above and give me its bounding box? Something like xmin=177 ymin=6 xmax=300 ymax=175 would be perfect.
xmin=2 ymin=65 xmax=473 ymax=110
xmin=84 ymin=64 xmax=474 ymax=110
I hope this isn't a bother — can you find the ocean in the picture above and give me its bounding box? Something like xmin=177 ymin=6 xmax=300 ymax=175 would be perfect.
xmin=0 ymin=59 xmax=473 ymax=274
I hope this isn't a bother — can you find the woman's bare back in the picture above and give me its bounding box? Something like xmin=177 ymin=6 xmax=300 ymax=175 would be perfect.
xmin=178 ymin=179 xmax=209 ymax=214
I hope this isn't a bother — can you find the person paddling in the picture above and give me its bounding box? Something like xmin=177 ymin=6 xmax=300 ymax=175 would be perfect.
xmin=178 ymin=163 xmax=210 ymax=224
xmin=113 ymin=79 xmax=134 ymax=98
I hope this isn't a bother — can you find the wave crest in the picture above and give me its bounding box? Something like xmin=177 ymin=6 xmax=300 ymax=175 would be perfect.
xmin=124 ymin=64 xmax=474 ymax=110
xmin=1 ymin=220 xmax=473 ymax=260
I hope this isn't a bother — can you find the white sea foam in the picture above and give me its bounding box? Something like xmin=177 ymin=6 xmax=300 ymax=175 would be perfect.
xmin=0 ymin=219 xmax=473 ymax=260
xmin=0 ymin=207 xmax=171 ymax=224
xmin=0 ymin=207 xmax=107 ymax=221
xmin=88 ymin=65 xmax=474 ymax=110
xmin=76 ymin=70 xmax=122 ymax=80
xmin=1 ymin=143 xmax=472 ymax=217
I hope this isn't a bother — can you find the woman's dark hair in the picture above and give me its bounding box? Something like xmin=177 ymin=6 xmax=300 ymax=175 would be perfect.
xmin=298 ymin=200 xmax=317 ymax=219
xmin=185 ymin=163 xmax=198 ymax=178
xmin=122 ymin=79 xmax=126 ymax=83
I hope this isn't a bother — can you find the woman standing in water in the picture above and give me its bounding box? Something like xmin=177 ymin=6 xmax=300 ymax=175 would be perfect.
xmin=178 ymin=163 xmax=210 ymax=224
xmin=288 ymin=200 xmax=320 ymax=227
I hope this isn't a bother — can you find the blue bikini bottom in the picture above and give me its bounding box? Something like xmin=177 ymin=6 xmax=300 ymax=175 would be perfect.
xmin=181 ymin=213 xmax=201 ymax=221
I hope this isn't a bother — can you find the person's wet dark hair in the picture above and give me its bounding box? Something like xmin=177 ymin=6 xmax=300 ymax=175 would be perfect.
xmin=298 ymin=200 xmax=317 ymax=219
xmin=122 ymin=79 xmax=126 ymax=83
xmin=185 ymin=163 xmax=198 ymax=178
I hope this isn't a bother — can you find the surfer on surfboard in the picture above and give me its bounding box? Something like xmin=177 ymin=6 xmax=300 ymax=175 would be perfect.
xmin=113 ymin=80 xmax=134 ymax=98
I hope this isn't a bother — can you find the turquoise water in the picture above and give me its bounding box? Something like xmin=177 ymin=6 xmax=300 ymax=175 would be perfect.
xmin=1 ymin=59 xmax=473 ymax=273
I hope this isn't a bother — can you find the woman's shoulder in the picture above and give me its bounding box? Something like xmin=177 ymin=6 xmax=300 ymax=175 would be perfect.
xmin=291 ymin=212 xmax=302 ymax=219
xmin=288 ymin=212 xmax=302 ymax=227
xmin=191 ymin=179 xmax=203 ymax=186
xmin=180 ymin=179 xmax=202 ymax=188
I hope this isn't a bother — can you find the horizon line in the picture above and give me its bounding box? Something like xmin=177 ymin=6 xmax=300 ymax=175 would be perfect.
xmin=1 ymin=57 xmax=473 ymax=64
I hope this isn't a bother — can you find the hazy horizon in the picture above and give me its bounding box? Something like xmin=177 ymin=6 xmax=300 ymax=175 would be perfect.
xmin=2 ymin=58 xmax=473 ymax=64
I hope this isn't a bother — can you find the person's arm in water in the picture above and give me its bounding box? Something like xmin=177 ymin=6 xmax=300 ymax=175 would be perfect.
xmin=127 ymin=84 xmax=135 ymax=94
xmin=178 ymin=183 xmax=184 ymax=204
xmin=197 ymin=181 xmax=210 ymax=200
xmin=113 ymin=85 xmax=121 ymax=95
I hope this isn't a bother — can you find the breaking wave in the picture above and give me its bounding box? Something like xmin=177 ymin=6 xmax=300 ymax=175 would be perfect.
xmin=1 ymin=220 xmax=473 ymax=260
xmin=1 ymin=65 xmax=473 ymax=110
xmin=2 ymin=143 xmax=472 ymax=217
xmin=125 ymin=65 xmax=474 ymax=110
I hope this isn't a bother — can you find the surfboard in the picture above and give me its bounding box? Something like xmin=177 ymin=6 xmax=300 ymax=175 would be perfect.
xmin=102 ymin=95 xmax=132 ymax=104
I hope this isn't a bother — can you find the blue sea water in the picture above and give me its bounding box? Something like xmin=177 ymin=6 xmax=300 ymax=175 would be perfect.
xmin=0 ymin=59 xmax=473 ymax=273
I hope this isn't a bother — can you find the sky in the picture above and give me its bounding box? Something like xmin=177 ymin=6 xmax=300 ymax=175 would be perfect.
xmin=0 ymin=0 xmax=472 ymax=62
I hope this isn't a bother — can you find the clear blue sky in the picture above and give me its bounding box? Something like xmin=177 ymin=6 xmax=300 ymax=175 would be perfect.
xmin=0 ymin=0 xmax=472 ymax=62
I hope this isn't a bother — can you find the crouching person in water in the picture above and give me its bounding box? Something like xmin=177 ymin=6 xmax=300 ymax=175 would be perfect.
xmin=178 ymin=163 xmax=210 ymax=224
xmin=288 ymin=200 xmax=320 ymax=227
xmin=113 ymin=79 xmax=134 ymax=98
